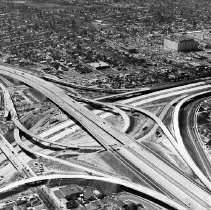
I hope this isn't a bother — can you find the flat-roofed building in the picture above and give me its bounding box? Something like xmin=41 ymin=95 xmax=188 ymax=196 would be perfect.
xmin=164 ymin=35 xmax=199 ymax=52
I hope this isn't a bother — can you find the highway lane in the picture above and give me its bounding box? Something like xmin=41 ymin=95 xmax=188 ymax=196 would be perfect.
xmin=0 ymin=132 xmax=57 ymax=210
xmin=173 ymin=90 xmax=211 ymax=192
xmin=1 ymin=75 xmax=207 ymax=144
xmin=2 ymin=80 xmax=154 ymax=189
xmin=0 ymin=81 xmax=129 ymax=149
xmin=14 ymin=128 xmax=153 ymax=188
xmin=4 ymin=60 xmax=210 ymax=98
xmin=38 ymin=100 xmax=129 ymax=140
xmin=69 ymin=82 xmax=211 ymax=141
xmin=39 ymin=83 xmax=211 ymax=143
xmin=70 ymin=81 xmax=210 ymax=126
xmin=1 ymin=68 xmax=211 ymax=196
xmin=97 ymin=80 xmax=208 ymax=102
xmin=0 ymin=80 xmax=104 ymax=210
xmin=115 ymin=103 xmax=182 ymax=151
xmin=0 ymin=79 xmax=123 ymax=148
xmin=181 ymin=98 xmax=211 ymax=179
xmin=0 ymin=68 xmax=139 ymax=149
xmin=13 ymin=116 xmax=165 ymax=193
xmin=0 ymin=71 xmax=207 ymax=155
xmin=69 ymin=95 xmax=131 ymax=133
xmin=0 ymin=83 xmax=83 ymax=150
xmin=0 ymin=75 xmax=13 ymax=87
xmin=14 ymin=128 xmax=133 ymax=181
xmin=1 ymin=80 xmax=185 ymax=195
xmin=114 ymin=104 xmax=211 ymax=187
xmin=0 ymin=174 xmax=187 ymax=210
xmin=0 ymin=73 xmax=198 ymax=157
xmin=1 ymin=62 xmax=210 ymax=106
xmin=1 ymin=81 xmax=100 ymax=151
xmin=1 ymin=66 xmax=211 ymax=209
xmin=117 ymin=145 xmax=210 ymax=210
xmin=123 ymin=83 xmax=211 ymax=106
xmin=38 ymin=90 xmax=189 ymax=143
xmin=134 ymin=95 xmax=186 ymax=141
xmin=114 ymin=85 xmax=211 ymax=195
xmin=0 ymin=132 xmax=35 ymax=177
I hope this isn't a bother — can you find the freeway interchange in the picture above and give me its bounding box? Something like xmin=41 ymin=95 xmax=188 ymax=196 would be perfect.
xmin=1 ymin=65 xmax=211 ymax=209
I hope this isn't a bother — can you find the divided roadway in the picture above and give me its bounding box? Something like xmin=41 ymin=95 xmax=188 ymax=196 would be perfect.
xmin=173 ymin=91 xmax=211 ymax=193
xmin=39 ymin=81 xmax=211 ymax=143
xmin=1 ymin=66 xmax=211 ymax=209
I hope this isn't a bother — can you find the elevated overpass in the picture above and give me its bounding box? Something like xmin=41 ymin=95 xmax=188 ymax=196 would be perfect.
xmin=0 ymin=174 xmax=187 ymax=210
xmin=173 ymin=90 xmax=211 ymax=191
xmin=1 ymin=65 xmax=211 ymax=209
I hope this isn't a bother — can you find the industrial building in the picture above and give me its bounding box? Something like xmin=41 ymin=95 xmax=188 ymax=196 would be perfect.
xmin=164 ymin=35 xmax=199 ymax=52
